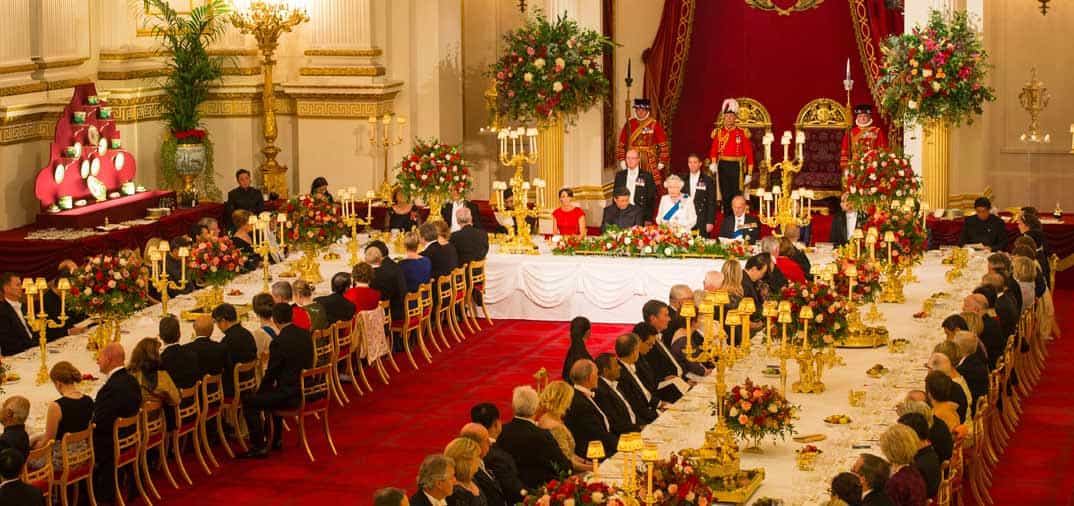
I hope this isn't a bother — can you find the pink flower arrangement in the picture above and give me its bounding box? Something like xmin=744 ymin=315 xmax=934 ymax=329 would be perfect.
xmin=190 ymin=236 xmax=247 ymax=288
xmin=282 ymin=194 xmax=347 ymax=250
xmin=552 ymin=225 xmax=749 ymax=260
xmin=723 ymin=379 xmax=796 ymax=443
xmin=69 ymin=250 xmax=150 ymax=317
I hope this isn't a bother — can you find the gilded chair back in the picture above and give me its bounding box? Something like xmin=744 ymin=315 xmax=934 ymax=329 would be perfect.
xmin=22 ymin=440 xmax=53 ymax=500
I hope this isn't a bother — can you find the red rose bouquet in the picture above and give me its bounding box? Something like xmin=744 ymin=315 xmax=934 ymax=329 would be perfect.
xmin=861 ymin=204 xmax=928 ymax=263
xmin=722 ymin=378 xmax=796 ymax=443
xmin=776 ymin=280 xmax=850 ymax=347
xmin=282 ymin=194 xmax=348 ymax=250
xmin=552 ymin=225 xmax=749 ymax=260
xmin=649 ymin=454 xmax=715 ymax=506
xmin=829 ymin=256 xmax=884 ymax=304
xmin=396 ymin=139 xmax=472 ymax=197
xmin=190 ymin=236 xmax=247 ymax=287
xmin=69 ymin=250 xmax=150 ymax=317
xmin=521 ymin=475 xmax=623 ymax=506
xmin=845 ymin=148 xmax=919 ymax=212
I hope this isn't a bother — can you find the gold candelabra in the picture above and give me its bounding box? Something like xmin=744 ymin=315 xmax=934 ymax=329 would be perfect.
xmin=23 ymin=278 xmax=68 ymax=385
xmin=757 ymin=131 xmax=812 ymax=236
xmin=879 ymin=229 xmax=906 ymax=303
xmin=586 ymin=441 xmax=605 ymax=482
xmin=616 ymin=432 xmax=643 ymax=506
xmin=641 ymin=443 xmax=660 ymax=505
xmin=790 ymin=305 xmax=826 ymax=394
xmin=229 ymin=1 xmax=309 ymax=198
xmin=147 ymin=241 xmax=189 ymax=316
xmin=249 ymin=213 xmax=278 ymax=293
xmin=494 ymin=127 xmax=542 ymax=255
xmin=368 ymin=114 xmax=407 ymax=202
xmin=338 ymin=188 xmax=376 ymax=266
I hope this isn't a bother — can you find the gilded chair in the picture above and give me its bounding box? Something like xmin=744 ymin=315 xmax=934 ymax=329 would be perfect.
xmin=139 ymin=402 xmax=175 ymax=495
xmin=451 ymin=267 xmax=474 ymax=335
xmin=270 ymin=366 xmax=339 ymax=463
xmin=333 ymin=318 xmax=366 ymax=400
xmin=55 ymin=424 xmax=97 ymax=506
xmin=467 ymin=259 xmax=493 ymax=327
xmin=435 ymin=274 xmax=462 ymax=344
xmin=355 ymin=309 xmax=391 ymax=386
xmin=200 ymin=373 xmax=233 ymax=464
xmin=225 ymin=361 xmax=259 ymax=453
xmin=22 ymin=440 xmax=53 ymax=503
xmin=310 ymin=327 xmax=344 ymax=406
xmin=171 ymin=383 xmax=211 ymax=484
xmin=793 ymin=97 xmax=851 ymax=199
xmin=379 ymin=300 xmax=402 ymax=373
xmin=418 ymin=281 xmax=448 ymax=351
xmin=391 ymin=291 xmax=430 ymax=369
xmin=112 ymin=413 xmax=151 ymax=506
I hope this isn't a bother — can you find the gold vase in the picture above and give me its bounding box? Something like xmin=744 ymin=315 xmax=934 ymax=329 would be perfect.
xmin=425 ymin=192 xmax=445 ymax=222
xmin=297 ymin=244 xmax=323 ymax=283
xmin=89 ymin=317 xmax=122 ymax=357
xmin=536 ymin=114 xmax=564 ymax=214
xmin=921 ymin=119 xmax=950 ymax=209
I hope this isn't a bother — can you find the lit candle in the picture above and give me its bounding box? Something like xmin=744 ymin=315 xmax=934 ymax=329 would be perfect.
xmin=845 ymin=58 xmax=851 ymax=83
xmin=23 ymin=279 xmax=36 ymax=319
xmin=498 ymin=129 xmax=508 ymax=156
xmin=178 ymin=247 xmax=188 ymax=283
xmin=150 ymin=252 xmax=159 ymax=279
xmin=58 ymin=278 xmax=68 ymax=315
xmin=382 ymin=114 xmax=391 ymax=125
xmin=35 ymin=278 xmax=46 ymax=317
xmin=762 ymin=131 xmax=774 ymax=163
xmin=781 ymin=131 xmax=791 ymax=161
xmin=527 ymin=127 xmax=538 ymax=154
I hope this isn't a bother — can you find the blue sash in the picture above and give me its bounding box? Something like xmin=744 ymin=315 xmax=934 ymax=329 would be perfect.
xmin=662 ymin=200 xmax=681 ymax=222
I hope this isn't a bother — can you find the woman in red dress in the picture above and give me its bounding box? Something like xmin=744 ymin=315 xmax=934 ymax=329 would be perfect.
xmin=775 ymin=237 xmax=807 ymax=284
xmin=551 ymin=188 xmax=587 ymax=236
xmin=344 ymin=262 xmax=382 ymax=312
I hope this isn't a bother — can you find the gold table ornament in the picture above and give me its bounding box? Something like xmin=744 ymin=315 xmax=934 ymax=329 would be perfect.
xmin=493 ymin=127 xmax=543 ymax=255
xmin=616 ymin=432 xmax=643 ymax=506
xmin=338 ymin=188 xmax=376 ymax=267
xmin=758 ymin=130 xmax=811 ymax=237
xmin=23 ymin=277 xmax=68 ymax=384
xmin=229 ymin=1 xmax=309 ymax=198
xmin=368 ymin=114 xmax=406 ymax=203
xmin=148 ymin=240 xmax=189 ymax=316
xmin=641 ymin=443 xmax=660 ymax=506
xmin=586 ymin=440 xmax=605 ymax=481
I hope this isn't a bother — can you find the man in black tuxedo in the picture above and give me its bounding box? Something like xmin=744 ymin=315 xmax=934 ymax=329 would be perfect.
xmin=640 ymin=300 xmax=692 ymax=381
xmin=443 ymin=187 xmax=484 ymax=232
xmin=92 ymin=342 xmax=143 ymax=503
xmin=419 ymin=222 xmax=460 ymax=280
xmin=365 ymin=242 xmax=407 ymax=321
xmin=563 ymin=359 xmax=618 ymax=459
xmin=213 ymin=303 xmax=258 ymax=398
xmin=241 ymin=303 xmax=314 ymax=458
xmin=315 ymin=272 xmax=357 ymax=326
xmin=742 ymin=254 xmax=769 ymax=324
xmin=158 ymin=315 xmax=199 ymax=390
xmin=410 ymin=454 xmax=456 ymax=506
xmin=612 ymin=149 xmax=656 ymax=223
xmin=223 ymin=169 xmax=264 ymax=230
xmin=717 ymin=196 xmax=761 ymax=243
xmin=983 ymin=273 xmax=1018 ymax=339
xmin=965 ymin=292 xmax=1005 ymax=370
xmin=495 ymin=386 xmax=573 ymax=489
xmin=0 ymin=448 xmax=43 ymax=506
xmin=632 ymin=321 xmax=683 ymax=403
xmin=954 ymin=331 xmax=989 ymax=405
xmin=683 ymin=154 xmax=717 ymax=236
xmin=594 ymin=353 xmax=641 ymax=434
xmin=830 ymin=193 xmax=861 ymax=247
xmin=459 ymin=423 xmax=508 ymax=506
xmin=853 ymin=453 xmax=897 ymax=506
xmin=0 ymin=272 xmax=35 ymax=356
xmin=601 ymin=187 xmax=644 ymax=232
xmin=614 ymin=333 xmax=662 ymax=424
xmin=470 ymin=403 xmax=526 ymax=504
xmin=450 ymin=207 xmax=490 ymax=266
xmin=187 ymin=315 xmax=232 ymax=392
xmin=960 ymin=197 xmax=1007 ymax=251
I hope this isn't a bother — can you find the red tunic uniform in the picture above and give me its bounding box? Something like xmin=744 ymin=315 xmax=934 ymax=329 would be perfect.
xmin=617 ymin=116 xmax=669 ymax=186
xmin=840 ymin=125 xmax=888 ymax=169
xmin=708 ymin=127 xmax=755 ymax=175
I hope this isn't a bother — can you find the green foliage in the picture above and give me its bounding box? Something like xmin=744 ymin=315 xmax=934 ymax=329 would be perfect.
xmin=142 ymin=0 xmax=231 ymax=136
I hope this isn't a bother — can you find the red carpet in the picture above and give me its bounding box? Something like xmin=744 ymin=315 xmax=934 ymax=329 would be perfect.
xmin=161 ymin=320 xmax=633 ymax=505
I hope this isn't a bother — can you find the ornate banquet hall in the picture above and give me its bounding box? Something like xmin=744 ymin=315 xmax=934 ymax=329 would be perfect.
xmin=0 ymin=1 xmax=1072 ymax=505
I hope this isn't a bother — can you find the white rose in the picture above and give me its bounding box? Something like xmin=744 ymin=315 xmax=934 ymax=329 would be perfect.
xmin=642 ymin=246 xmax=652 ymax=254
xmin=564 ymin=500 xmax=576 ymax=506
xmin=421 ymin=174 xmax=428 ymax=180
xmin=555 ymin=57 xmax=565 ymax=68
xmin=533 ymin=58 xmax=546 ymax=69
xmin=523 ymin=72 xmax=533 ymax=83
xmin=908 ymin=100 xmax=918 ymax=110
xmin=729 ymin=407 xmax=739 ymax=417
xmin=870 ymin=187 xmax=877 ymax=194
xmin=768 ymin=403 xmax=778 ymax=413
xmin=931 ymin=81 xmax=942 ymax=92
xmin=868 ymin=173 xmax=877 ymax=181
xmin=552 ymin=81 xmax=563 ymax=92
xmin=83 ymin=288 xmax=91 ymax=296
xmin=108 ymin=280 xmax=116 ymax=288
xmin=922 ymin=68 xmax=933 ymax=78
xmin=664 ymin=247 xmax=673 ymax=256
xmin=591 ymin=492 xmax=605 ymax=503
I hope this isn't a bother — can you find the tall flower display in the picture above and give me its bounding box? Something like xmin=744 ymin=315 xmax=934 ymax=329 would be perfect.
xmin=190 ymin=236 xmax=248 ymax=288
xmin=69 ymin=250 xmax=150 ymax=317
xmin=396 ymin=139 xmax=473 ymax=219
xmin=776 ymin=280 xmax=849 ymax=347
xmin=490 ymin=13 xmax=614 ymax=123
xmin=282 ymin=195 xmax=348 ymax=250
xmin=879 ymin=10 xmax=995 ymax=126
xmin=845 ymin=148 xmax=920 ymax=212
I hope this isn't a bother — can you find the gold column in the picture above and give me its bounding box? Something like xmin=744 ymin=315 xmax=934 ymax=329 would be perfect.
xmin=536 ymin=115 xmax=564 ymax=213
xmin=922 ymin=120 xmax=949 ymax=209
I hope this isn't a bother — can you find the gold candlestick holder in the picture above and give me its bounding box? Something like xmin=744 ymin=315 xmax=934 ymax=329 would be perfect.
xmin=641 ymin=443 xmax=659 ymax=505
xmin=368 ymin=114 xmax=407 ymax=202
xmin=23 ymin=278 xmax=68 ymax=385
xmin=616 ymin=432 xmax=643 ymax=506
xmin=337 ymin=188 xmax=375 ymax=267
xmin=586 ymin=441 xmax=605 ymax=482
xmin=251 ymin=215 xmax=276 ymax=293
xmin=147 ymin=241 xmax=188 ymax=316
xmin=494 ymin=127 xmax=542 ymax=255
xmin=758 ymin=131 xmax=811 ymax=237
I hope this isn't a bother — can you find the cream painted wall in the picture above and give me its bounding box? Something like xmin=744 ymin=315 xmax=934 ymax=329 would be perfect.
xmin=611 ymin=0 xmax=663 ymax=144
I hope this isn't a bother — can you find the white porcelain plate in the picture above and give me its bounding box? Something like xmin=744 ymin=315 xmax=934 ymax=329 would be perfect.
xmin=87 ymin=125 xmax=100 ymax=145
xmin=54 ymin=163 xmax=65 ymax=184
xmin=73 ymin=142 xmax=82 ymax=158
xmin=114 ymin=152 xmax=125 ymax=171
xmin=98 ymin=138 xmax=107 ymax=156
xmin=80 ymin=160 xmax=90 ymax=179
xmin=87 ymin=176 xmax=107 ymax=201
xmin=90 ymin=158 xmax=100 ymax=176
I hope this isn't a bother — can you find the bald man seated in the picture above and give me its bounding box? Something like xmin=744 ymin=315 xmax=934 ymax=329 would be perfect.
xmin=92 ymin=342 xmax=143 ymax=503
xmin=186 ymin=314 xmax=232 ymax=395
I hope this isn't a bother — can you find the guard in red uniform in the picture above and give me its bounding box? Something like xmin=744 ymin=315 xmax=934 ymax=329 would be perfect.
xmin=708 ymin=98 xmax=755 ymax=216
xmin=840 ymin=104 xmax=888 ymax=170
xmin=616 ymin=98 xmax=669 ymax=189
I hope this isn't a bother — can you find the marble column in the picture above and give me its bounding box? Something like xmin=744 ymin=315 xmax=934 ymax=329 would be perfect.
xmin=298 ymin=0 xmax=384 ymax=84
xmin=31 ymin=0 xmax=91 ymax=83
xmin=0 ymin=0 xmax=35 ymax=88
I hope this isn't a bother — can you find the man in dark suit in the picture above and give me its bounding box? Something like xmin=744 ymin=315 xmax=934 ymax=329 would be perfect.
xmin=633 ymin=321 xmax=684 ymax=403
xmin=450 ymin=207 xmax=490 ymax=266
xmin=563 ymin=360 xmax=618 ymax=459
xmin=365 ymin=242 xmax=407 ymax=321
xmin=954 ymin=331 xmax=989 ymax=404
xmin=419 ymin=222 xmax=460 ymax=280
xmin=187 ymin=315 xmax=232 ymax=392
xmin=594 ymin=353 xmax=641 ymax=434
xmin=965 ymin=292 xmax=1005 ymax=370
xmin=830 ymin=193 xmax=861 ymax=247
xmin=241 ymin=303 xmax=314 ymax=458
xmin=0 ymin=448 xmax=43 ymax=506
xmin=495 ymin=386 xmax=572 ymax=489
xmin=470 ymin=403 xmax=525 ymax=504
xmin=443 ymin=188 xmax=483 ymax=232
xmin=213 ymin=303 xmax=258 ymax=397
xmin=960 ymin=197 xmax=1007 ymax=251
xmin=92 ymin=342 xmax=143 ymax=503
xmin=459 ymin=423 xmax=508 ymax=506
xmin=853 ymin=453 xmax=897 ymax=506
xmin=613 ymin=149 xmax=657 ymax=223
xmin=601 ymin=187 xmax=644 ymax=232
xmin=0 ymin=272 xmax=35 ymax=356
xmin=683 ymin=154 xmax=717 ymax=236
xmin=614 ymin=333 xmax=661 ymax=424
xmin=315 ymin=272 xmax=357 ymax=326
xmin=410 ymin=454 xmax=456 ymax=506
xmin=223 ymin=169 xmax=264 ymax=230
xmin=0 ymin=396 xmax=30 ymax=458
xmin=717 ymin=196 xmax=761 ymax=243
xmin=158 ymin=315 xmax=199 ymax=390
xmin=742 ymin=254 xmax=769 ymax=323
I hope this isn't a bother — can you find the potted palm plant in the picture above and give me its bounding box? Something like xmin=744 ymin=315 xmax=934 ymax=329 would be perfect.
xmin=143 ymin=0 xmax=230 ymax=206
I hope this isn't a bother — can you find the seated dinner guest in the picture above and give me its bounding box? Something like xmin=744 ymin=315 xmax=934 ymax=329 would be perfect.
xmin=213 ymin=303 xmax=259 ymax=372
xmin=552 ymin=187 xmax=587 ymax=236
xmin=718 ymin=196 xmax=761 ymax=243
xmin=898 ymin=413 xmax=941 ymax=499
xmin=420 ymin=222 xmax=460 ymax=280
xmin=0 ymin=272 xmax=35 ymax=356
xmin=128 ymin=338 xmax=180 ymax=411
xmin=684 ymin=153 xmax=717 ymax=235
xmin=495 ymin=386 xmax=572 ymax=489
xmin=224 ymin=169 xmax=264 ymax=226
xmin=443 ymin=187 xmax=483 ymax=232
xmin=399 ymin=231 xmax=433 ymax=293
xmin=830 ymin=472 xmax=863 ymax=506
xmin=0 ymin=396 xmax=30 ymax=458
xmin=271 ymin=280 xmax=312 ymax=331
xmin=594 ymin=353 xmax=641 ymax=435
xmin=293 ymin=280 xmax=327 ymax=331
xmin=655 ymin=175 xmax=697 ymax=230
xmin=960 ymin=197 xmax=1007 ymax=251
xmin=880 ymin=424 xmax=928 ymax=506
xmin=782 ymin=224 xmax=812 ymax=280
xmin=563 ymin=360 xmax=618 ymax=461
xmin=373 ymin=487 xmax=408 ymax=506
xmin=230 ymin=209 xmax=263 ymax=272
xmin=561 ymin=316 xmax=593 ymax=382
xmin=187 ymin=315 xmax=232 ymax=394
xmin=601 ymin=187 xmax=644 ymax=232
xmin=345 ymin=263 xmax=383 ymax=312
xmin=443 ymin=437 xmax=488 ymax=506
xmin=830 ymin=193 xmax=860 ymax=247
xmin=311 ymin=176 xmax=333 ymax=202
xmin=365 ymin=243 xmax=407 ymax=321
xmin=450 ymin=208 xmax=489 ymax=265
xmin=614 ymin=333 xmax=661 ymax=424
xmin=159 ymin=315 xmax=199 ymax=390
xmin=315 ymin=272 xmax=357 ymax=326
xmin=457 ymin=423 xmax=508 ymax=506
xmin=0 ymin=448 xmax=43 ymax=506
xmin=853 ymin=453 xmax=897 ymax=506
xmin=92 ymin=342 xmax=143 ymax=503
xmin=387 ymin=188 xmax=420 ymax=231
xmin=411 ymin=454 xmax=456 ymax=506
xmin=470 ymin=403 xmax=526 ymax=504
xmin=613 ymin=149 xmax=656 ymax=223
xmin=777 ymin=237 xmax=807 ymax=284
xmin=30 ymin=362 xmax=93 ymax=469
xmin=536 ymin=381 xmax=593 ymax=472
xmin=43 ymin=261 xmax=90 ymax=340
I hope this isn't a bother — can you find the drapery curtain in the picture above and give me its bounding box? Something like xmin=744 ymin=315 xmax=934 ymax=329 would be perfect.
xmin=641 ymin=0 xmax=696 ymax=144
xmin=849 ymin=0 xmax=905 ymax=112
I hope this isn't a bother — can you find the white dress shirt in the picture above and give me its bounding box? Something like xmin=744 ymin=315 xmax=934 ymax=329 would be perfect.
xmin=621 ymin=361 xmax=652 ymax=401
xmin=449 ymin=200 xmax=466 ymax=232
xmin=422 ymin=491 xmax=447 ymax=506
xmin=626 ymin=167 xmax=639 ymax=203
xmin=574 ymin=385 xmax=610 ymax=431
xmin=600 ymin=377 xmax=636 ymax=424
xmin=688 ymin=172 xmax=701 ymax=195
xmin=845 ymin=211 xmax=858 ymax=237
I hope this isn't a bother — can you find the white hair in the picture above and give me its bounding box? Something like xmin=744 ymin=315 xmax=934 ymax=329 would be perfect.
xmin=703 ymin=271 xmax=724 ymax=291
xmin=416 ymin=454 xmax=454 ymax=491
xmin=669 ymin=284 xmax=693 ymax=305
xmin=511 ymin=385 xmax=539 ymax=417
xmin=364 ymin=247 xmax=383 ymax=265
xmin=760 ymin=236 xmax=780 ymax=257
xmin=456 ymin=206 xmax=473 ymax=225
xmin=952 ymin=330 xmax=978 ymax=359
xmin=663 ymin=174 xmax=685 ymax=190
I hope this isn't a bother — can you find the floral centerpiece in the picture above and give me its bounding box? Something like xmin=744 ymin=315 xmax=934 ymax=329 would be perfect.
xmin=829 ymin=256 xmax=884 ymax=304
xmin=520 ymin=475 xmax=622 ymax=506
xmin=490 ymin=13 xmax=614 ymax=124
xmin=69 ymin=250 xmax=150 ymax=318
xmin=649 ymin=454 xmax=716 ymax=505
xmin=396 ymin=138 xmax=472 ymax=219
xmin=190 ymin=236 xmax=247 ymax=288
xmin=879 ymin=9 xmax=995 ymax=126
xmin=281 ymin=194 xmax=348 ymax=250
xmin=551 ymin=225 xmax=750 ymax=260
xmin=722 ymin=379 xmax=796 ymax=448
xmin=844 ymin=148 xmax=920 ymax=212
xmin=861 ymin=203 xmax=928 ymax=263
xmin=776 ymin=281 xmax=849 ymax=347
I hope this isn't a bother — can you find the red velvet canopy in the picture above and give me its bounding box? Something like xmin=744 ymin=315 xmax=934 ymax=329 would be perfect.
xmin=643 ymin=0 xmax=903 ymax=185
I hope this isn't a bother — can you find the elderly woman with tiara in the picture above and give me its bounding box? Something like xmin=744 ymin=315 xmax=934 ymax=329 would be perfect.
xmin=655 ymin=174 xmax=697 ymax=232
